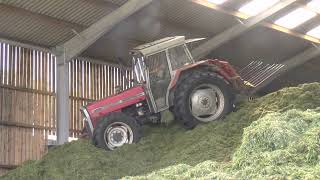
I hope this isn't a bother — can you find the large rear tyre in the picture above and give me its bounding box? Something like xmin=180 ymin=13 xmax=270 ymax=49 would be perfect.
xmin=92 ymin=112 xmax=142 ymax=150
xmin=174 ymin=70 xmax=234 ymax=129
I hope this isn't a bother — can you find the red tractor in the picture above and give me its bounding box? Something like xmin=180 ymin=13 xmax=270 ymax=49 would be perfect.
xmin=81 ymin=36 xmax=249 ymax=150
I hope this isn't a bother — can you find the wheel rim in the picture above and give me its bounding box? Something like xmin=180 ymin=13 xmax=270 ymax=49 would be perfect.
xmin=189 ymin=84 xmax=225 ymax=122
xmin=104 ymin=122 xmax=134 ymax=150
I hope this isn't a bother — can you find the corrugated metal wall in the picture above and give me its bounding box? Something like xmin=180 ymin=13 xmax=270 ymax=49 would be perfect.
xmin=0 ymin=42 xmax=132 ymax=174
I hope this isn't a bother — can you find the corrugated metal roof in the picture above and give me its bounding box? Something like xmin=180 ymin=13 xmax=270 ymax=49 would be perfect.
xmin=0 ymin=0 xmax=318 ymax=63
xmin=159 ymin=0 xmax=238 ymax=35
xmin=0 ymin=0 xmax=238 ymax=48
xmin=0 ymin=5 xmax=76 ymax=47
xmin=2 ymin=0 xmax=115 ymax=27
xmin=102 ymin=0 xmax=128 ymax=6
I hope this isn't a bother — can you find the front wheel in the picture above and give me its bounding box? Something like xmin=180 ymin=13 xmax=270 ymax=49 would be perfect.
xmin=174 ymin=71 xmax=234 ymax=129
xmin=92 ymin=112 xmax=142 ymax=150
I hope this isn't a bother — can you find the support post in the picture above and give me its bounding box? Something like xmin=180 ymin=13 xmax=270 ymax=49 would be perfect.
xmin=56 ymin=53 xmax=70 ymax=145
xmin=54 ymin=0 xmax=152 ymax=144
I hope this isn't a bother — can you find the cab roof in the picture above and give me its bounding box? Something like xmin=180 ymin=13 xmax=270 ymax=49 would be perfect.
xmin=130 ymin=36 xmax=186 ymax=56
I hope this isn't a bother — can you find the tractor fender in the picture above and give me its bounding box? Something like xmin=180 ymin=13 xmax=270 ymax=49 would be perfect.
xmin=84 ymin=86 xmax=146 ymax=128
xmin=168 ymin=59 xmax=244 ymax=106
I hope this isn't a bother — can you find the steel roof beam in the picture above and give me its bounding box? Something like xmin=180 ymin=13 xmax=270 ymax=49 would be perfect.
xmin=57 ymin=0 xmax=152 ymax=62
xmin=0 ymin=36 xmax=133 ymax=65
xmin=251 ymin=45 xmax=320 ymax=94
xmin=191 ymin=0 xmax=299 ymax=60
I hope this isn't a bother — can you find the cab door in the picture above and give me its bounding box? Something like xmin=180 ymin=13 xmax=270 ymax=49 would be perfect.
xmin=145 ymin=51 xmax=171 ymax=112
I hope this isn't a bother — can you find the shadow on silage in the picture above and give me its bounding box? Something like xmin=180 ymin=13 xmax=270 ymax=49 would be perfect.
xmin=3 ymin=83 xmax=320 ymax=180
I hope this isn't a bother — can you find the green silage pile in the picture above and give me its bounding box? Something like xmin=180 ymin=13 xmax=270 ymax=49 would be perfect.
xmin=127 ymin=109 xmax=320 ymax=179
xmin=2 ymin=83 xmax=320 ymax=180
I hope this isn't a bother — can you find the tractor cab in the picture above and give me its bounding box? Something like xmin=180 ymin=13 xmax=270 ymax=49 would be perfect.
xmin=130 ymin=36 xmax=198 ymax=113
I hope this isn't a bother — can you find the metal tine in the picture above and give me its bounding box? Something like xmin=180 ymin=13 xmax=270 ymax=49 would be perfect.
xmin=246 ymin=64 xmax=273 ymax=84
xmin=246 ymin=62 xmax=265 ymax=77
xmin=253 ymin=66 xmax=283 ymax=87
xmin=240 ymin=62 xmax=264 ymax=79
xmin=253 ymin=64 xmax=284 ymax=85
xmin=239 ymin=60 xmax=285 ymax=86
xmin=241 ymin=62 xmax=266 ymax=80
xmin=238 ymin=61 xmax=254 ymax=74
xmin=250 ymin=64 xmax=280 ymax=85
xmin=239 ymin=61 xmax=260 ymax=74
xmin=239 ymin=61 xmax=261 ymax=75
xmin=254 ymin=64 xmax=285 ymax=87
xmin=240 ymin=61 xmax=263 ymax=76
xmin=240 ymin=60 xmax=259 ymax=70
xmin=250 ymin=69 xmax=275 ymax=86
xmin=249 ymin=64 xmax=279 ymax=85
xmin=246 ymin=64 xmax=272 ymax=85
xmin=257 ymin=64 xmax=285 ymax=85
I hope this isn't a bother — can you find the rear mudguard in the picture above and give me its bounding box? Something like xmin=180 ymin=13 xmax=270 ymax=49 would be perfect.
xmin=168 ymin=59 xmax=246 ymax=106
xmin=170 ymin=59 xmax=245 ymax=91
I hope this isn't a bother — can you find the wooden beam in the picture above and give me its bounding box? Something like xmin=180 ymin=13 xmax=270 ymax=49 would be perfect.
xmin=192 ymin=0 xmax=320 ymax=48
xmin=0 ymin=121 xmax=82 ymax=133
xmin=0 ymin=164 xmax=18 ymax=170
xmin=192 ymin=0 xmax=250 ymax=19
xmin=0 ymin=121 xmax=55 ymax=130
xmin=0 ymin=84 xmax=55 ymax=96
xmin=192 ymin=0 xmax=299 ymax=60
